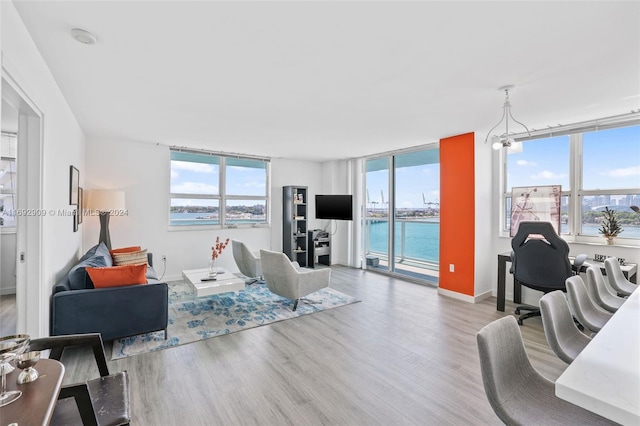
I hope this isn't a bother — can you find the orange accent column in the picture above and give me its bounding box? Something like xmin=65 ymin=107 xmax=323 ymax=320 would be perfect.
xmin=439 ymin=132 xmax=475 ymax=296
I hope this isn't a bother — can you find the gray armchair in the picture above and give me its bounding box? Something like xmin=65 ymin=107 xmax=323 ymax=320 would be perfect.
xmin=260 ymin=249 xmax=331 ymax=311
xmin=540 ymin=290 xmax=591 ymax=364
xmin=232 ymin=240 xmax=262 ymax=284
xmin=585 ymin=266 xmax=625 ymax=313
xmin=566 ymin=275 xmax=613 ymax=334
xmin=604 ymin=257 xmax=638 ymax=297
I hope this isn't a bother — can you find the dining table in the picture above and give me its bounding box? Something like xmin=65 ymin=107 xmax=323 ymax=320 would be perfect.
xmin=555 ymin=287 xmax=639 ymax=425
xmin=0 ymin=358 xmax=65 ymax=425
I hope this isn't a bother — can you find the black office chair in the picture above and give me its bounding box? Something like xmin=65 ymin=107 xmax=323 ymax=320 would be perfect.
xmin=510 ymin=221 xmax=584 ymax=325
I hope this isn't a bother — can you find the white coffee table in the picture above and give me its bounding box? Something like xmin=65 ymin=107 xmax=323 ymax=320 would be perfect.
xmin=182 ymin=267 xmax=245 ymax=298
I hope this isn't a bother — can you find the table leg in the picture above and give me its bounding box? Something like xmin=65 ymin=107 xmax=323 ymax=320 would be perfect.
xmin=514 ymin=278 xmax=521 ymax=304
xmin=497 ymin=255 xmax=506 ymax=312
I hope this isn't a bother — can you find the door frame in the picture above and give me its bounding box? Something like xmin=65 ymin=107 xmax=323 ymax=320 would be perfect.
xmin=2 ymin=69 xmax=45 ymax=337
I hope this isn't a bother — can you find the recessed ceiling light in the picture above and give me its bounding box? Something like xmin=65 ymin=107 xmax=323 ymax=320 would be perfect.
xmin=71 ymin=28 xmax=97 ymax=45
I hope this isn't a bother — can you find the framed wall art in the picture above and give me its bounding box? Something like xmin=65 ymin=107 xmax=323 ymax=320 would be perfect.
xmin=78 ymin=187 xmax=84 ymax=224
xmin=69 ymin=165 xmax=79 ymax=205
xmin=510 ymin=185 xmax=562 ymax=236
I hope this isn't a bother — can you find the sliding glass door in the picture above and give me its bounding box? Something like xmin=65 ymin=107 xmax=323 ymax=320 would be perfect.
xmin=364 ymin=146 xmax=440 ymax=282
xmin=365 ymin=158 xmax=390 ymax=270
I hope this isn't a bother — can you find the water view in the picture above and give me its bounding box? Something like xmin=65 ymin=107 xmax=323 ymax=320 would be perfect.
xmin=366 ymin=219 xmax=640 ymax=266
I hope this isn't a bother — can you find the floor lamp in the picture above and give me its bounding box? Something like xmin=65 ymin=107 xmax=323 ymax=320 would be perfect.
xmin=85 ymin=189 xmax=126 ymax=250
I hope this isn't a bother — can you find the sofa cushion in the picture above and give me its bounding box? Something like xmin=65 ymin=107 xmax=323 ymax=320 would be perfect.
xmin=86 ymin=264 xmax=148 ymax=288
xmin=112 ymin=249 xmax=148 ymax=266
xmin=146 ymin=265 xmax=159 ymax=280
xmin=79 ymin=243 xmax=101 ymax=262
xmin=68 ymin=255 xmax=108 ymax=290
xmin=94 ymin=242 xmax=114 ymax=267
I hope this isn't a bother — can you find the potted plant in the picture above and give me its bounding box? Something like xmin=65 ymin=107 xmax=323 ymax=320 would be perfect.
xmin=599 ymin=207 xmax=623 ymax=245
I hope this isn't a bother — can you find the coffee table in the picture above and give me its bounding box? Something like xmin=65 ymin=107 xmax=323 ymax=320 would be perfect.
xmin=182 ymin=267 xmax=245 ymax=297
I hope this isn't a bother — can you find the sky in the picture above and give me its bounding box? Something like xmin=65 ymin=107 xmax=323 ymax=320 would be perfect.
xmin=507 ymin=124 xmax=640 ymax=204
xmin=170 ymin=160 xmax=267 ymax=207
xmin=366 ymin=151 xmax=440 ymax=209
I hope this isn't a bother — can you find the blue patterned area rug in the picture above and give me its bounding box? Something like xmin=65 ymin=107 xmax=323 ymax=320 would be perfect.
xmin=111 ymin=279 xmax=360 ymax=359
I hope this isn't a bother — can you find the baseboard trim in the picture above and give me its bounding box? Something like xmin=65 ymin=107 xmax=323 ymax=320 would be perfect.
xmin=438 ymin=288 xmax=493 ymax=304
xmin=162 ymin=274 xmax=182 ymax=282
xmin=0 ymin=287 xmax=17 ymax=296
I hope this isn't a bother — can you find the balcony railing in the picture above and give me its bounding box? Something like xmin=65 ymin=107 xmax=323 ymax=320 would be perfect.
xmin=364 ymin=217 xmax=439 ymax=272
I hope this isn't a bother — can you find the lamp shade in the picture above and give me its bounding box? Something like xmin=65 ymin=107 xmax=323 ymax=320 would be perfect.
xmin=85 ymin=189 xmax=126 ymax=211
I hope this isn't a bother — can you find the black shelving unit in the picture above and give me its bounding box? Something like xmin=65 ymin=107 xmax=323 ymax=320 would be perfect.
xmin=283 ymin=186 xmax=308 ymax=267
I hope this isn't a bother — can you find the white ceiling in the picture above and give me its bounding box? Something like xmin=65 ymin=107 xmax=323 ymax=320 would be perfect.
xmin=11 ymin=1 xmax=640 ymax=162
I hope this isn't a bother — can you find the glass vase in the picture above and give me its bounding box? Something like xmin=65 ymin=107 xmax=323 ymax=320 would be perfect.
xmin=208 ymin=258 xmax=218 ymax=278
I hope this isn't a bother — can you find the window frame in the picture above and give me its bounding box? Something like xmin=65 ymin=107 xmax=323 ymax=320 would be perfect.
xmin=499 ymin=117 xmax=640 ymax=246
xmin=169 ymin=149 xmax=270 ymax=230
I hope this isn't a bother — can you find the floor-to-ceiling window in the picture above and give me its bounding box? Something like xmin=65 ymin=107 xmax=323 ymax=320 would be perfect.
xmin=364 ymin=146 xmax=440 ymax=283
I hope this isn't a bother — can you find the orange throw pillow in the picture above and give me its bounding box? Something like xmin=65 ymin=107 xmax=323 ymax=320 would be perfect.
xmin=86 ymin=264 xmax=148 ymax=288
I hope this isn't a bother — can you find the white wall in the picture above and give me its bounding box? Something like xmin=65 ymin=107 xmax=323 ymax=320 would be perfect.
xmin=474 ymin=134 xmax=494 ymax=299
xmin=318 ymin=160 xmax=351 ymax=266
xmin=84 ymin=138 xmax=325 ymax=280
xmin=1 ymin=2 xmax=86 ymax=336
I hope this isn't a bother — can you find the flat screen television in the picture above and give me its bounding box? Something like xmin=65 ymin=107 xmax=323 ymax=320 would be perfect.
xmin=315 ymin=194 xmax=353 ymax=221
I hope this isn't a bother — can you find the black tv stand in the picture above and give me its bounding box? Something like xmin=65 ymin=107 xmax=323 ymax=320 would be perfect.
xmin=308 ymin=230 xmax=330 ymax=268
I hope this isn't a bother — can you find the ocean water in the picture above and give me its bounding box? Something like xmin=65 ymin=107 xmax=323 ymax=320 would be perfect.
xmin=170 ymin=212 xmax=265 ymax=226
xmin=367 ymin=220 xmax=440 ymax=263
xmin=366 ymin=220 xmax=640 ymax=264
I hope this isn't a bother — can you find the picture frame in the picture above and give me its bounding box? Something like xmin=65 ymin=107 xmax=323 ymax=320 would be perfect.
xmin=69 ymin=166 xmax=79 ymax=205
xmin=73 ymin=209 xmax=78 ymax=232
xmin=510 ymin=185 xmax=562 ymax=237
xmin=78 ymin=187 xmax=83 ymax=224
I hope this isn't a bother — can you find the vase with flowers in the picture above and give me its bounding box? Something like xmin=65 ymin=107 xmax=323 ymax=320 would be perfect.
xmin=598 ymin=207 xmax=623 ymax=245
xmin=209 ymin=237 xmax=230 ymax=278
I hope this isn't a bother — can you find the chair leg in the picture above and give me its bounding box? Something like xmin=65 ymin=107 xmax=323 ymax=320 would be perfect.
xmin=164 ymin=329 xmax=168 ymax=340
xmin=58 ymin=384 xmax=98 ymax=426
xmin=293 ymin=299 xmax=299 ymax=311
xmin=516 ymin=309 xmax=541 ymax=325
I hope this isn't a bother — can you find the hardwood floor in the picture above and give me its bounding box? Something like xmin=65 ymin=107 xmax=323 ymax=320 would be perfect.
xmin=58 ymin=266 xmax=567 ymax=425
xmin=0 ymin=294 xmax=17 ymax=336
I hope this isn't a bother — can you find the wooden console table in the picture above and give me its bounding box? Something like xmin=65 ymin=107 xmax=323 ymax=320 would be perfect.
xmin=496 ymin=252 xmax=637 ymax=312
xmin=0 ymin=358 xmax=65 ymax=425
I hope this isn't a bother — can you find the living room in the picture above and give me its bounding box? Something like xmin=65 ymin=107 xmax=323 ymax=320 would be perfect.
xmin=1 ymin=1 xmax=639 ymax=424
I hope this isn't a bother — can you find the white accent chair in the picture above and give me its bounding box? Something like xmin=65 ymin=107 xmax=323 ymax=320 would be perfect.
xmin=260 ymin=249 xmax=331 ymax=311
xmin=231 ymin=240 xmax=262 ymax=284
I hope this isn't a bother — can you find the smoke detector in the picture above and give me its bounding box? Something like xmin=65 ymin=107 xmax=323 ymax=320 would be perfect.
xmin=71 ymin=28 xmax=97 ymax=45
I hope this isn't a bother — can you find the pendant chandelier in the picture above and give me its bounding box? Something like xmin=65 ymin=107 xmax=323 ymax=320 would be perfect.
xmin=484 ymin=85 xmax=531 ymax=150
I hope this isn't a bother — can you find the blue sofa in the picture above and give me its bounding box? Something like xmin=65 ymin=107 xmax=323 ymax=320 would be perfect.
xmin=51 ymin=243 xmax=169 ymax=341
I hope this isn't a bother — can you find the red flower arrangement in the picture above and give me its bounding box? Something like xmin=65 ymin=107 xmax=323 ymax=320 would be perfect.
xmin=211 ymin=237 xmax=230 ymax=260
